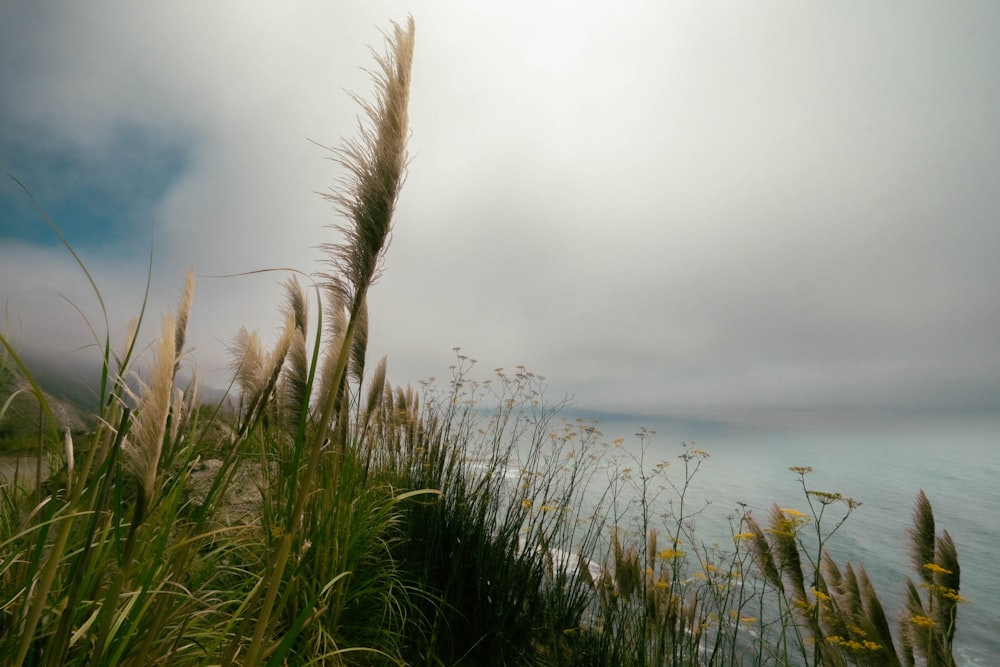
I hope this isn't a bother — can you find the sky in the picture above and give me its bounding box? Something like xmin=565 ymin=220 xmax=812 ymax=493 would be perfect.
xmin=2 ymin=1 xmax=999 ymax=434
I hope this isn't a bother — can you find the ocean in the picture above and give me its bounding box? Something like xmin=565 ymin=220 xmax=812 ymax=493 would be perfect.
xmin=578 ymin=411 xmax=1000 ymax=666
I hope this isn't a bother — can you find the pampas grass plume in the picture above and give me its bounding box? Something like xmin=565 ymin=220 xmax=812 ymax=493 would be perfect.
xmin=124 ymin=311 xmax=177 ymax=506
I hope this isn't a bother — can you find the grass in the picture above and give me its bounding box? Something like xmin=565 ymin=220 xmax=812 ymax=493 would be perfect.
xmin=0 ymin=16 xmax=968 ymax=666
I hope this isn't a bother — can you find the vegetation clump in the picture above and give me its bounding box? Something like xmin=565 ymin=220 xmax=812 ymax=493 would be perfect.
xmin=0 ymin=17 xmax=966 ymax=666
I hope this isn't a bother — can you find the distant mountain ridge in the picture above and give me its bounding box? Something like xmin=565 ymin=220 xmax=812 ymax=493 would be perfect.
xmin=1 ymin=349 xmax=229 ymax=451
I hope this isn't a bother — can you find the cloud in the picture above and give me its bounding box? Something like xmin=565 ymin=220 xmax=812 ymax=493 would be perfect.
xmin=2 ymin=1 xmax=999 ymax=431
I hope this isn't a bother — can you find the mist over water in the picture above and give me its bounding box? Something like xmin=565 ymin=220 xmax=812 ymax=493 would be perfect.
xmin=570 ymin=412 xmax=999 ymax=666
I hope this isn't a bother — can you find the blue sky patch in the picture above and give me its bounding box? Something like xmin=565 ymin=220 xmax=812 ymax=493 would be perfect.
xmin=1 ymin=123 xmax=190 ymax=252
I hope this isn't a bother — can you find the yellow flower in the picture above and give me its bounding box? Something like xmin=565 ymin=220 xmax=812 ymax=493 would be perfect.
xmin=779 ymin=508 xmax=806 ymax=518
xmin=539 ymin=504 xmax=557 ymax=512
xmin=521 ymin=499 xmax=533 ymax=509
xmin=923 ymin=562 xmax=952 ymax=575
xmin=911 ymin=615 xmax=937 ymax=628
xmin=942 ymin=590 xmax=970 ymax=603
xmin=741 ymin=616 xmax=758 ymax=624
xmin=733 ymin=532 xmax=755 ymax=541
xmin=658 ymin=548 xmax=685 ymax=559
xmin=806 ymin=490 xmax=842 ymax=503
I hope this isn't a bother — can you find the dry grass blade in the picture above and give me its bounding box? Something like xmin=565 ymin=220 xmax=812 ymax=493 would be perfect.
xmin=769 ymin=505 xmax=807 ymax=602
xmin=362 ymin=356 xmax=388 ymax=430
xmin=909 ymin=490 xmax=936 ymax=585
xmin=230 ymin=327 xmax=265 ymax=404
xmin=349 ymin=296 xmax=369 ymax=388
xmin=280 ymin=278 xmax=310 ymax=429
xmin=320 ymin=16 xmax=414 ymax=310
xmin=745 ymin=513 xmax=782 ymax=592
xmin=933 ymin=530 xmax=962 ymax=644
xmin=173 ymin=269 xmax=195 ymax=374
xmin=859 ymin=568 xmax=900 ymax=663
xmin=125 ymin=311 xmax=177 ymax=508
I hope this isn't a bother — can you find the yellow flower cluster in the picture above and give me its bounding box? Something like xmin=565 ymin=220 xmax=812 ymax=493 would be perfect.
xmin=920 ymin=583 xmax=970 ymax=603
xmin=779 ymin=508 xmax=806 ymax=518
xmin=811 ymin=587 xmax=831 ymax=603
xmin=922 ymin=562 xmax=952 ymax=575
xmin=826 ymin=635 xmax=882 ymax=651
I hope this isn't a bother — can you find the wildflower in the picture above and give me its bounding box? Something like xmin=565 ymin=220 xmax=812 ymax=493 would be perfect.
xmin=923 ymin=562 xmax=952 ymax=575
xmin=741 ymin=616 xmax=758 ymax=624
xmin=733 ymin=532 xmax=756 ymax=541
xmin=654 ymin=580 xmax=669 ymax=590
xmin=812 ymin=588 xmax=831 ymax=602
xmin=942 ymin=589 xmax=970 ymax=603
xmin=920 ymin=582 xmax=969 ymax=602
xmin=521 ymin=499 xmax=533 ymax=509
xmin=539 ymin=504 xmax=557 ymax=512
xmin=911 ymin=615 xmax=937 ymax=628
xmin=658 ymin=548 xmax=685 ymax=559
xmin=779 ymin=508 xmax=806 ymax=518
xmin=765 ymin=527 xmax=796 ymax=538
xmin=807 ymin=490 xmax=842 ymax=503
xmin=789 ymin=466 xmax=813 ymax=475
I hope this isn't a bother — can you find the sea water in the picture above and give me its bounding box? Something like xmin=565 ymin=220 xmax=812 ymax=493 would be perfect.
xmin=579 ymin=412 xmax=1000 ymax=666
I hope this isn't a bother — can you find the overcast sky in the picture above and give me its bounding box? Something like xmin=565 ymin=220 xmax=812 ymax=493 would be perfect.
xmin=2 ymin=1 xmax=999 ymax=431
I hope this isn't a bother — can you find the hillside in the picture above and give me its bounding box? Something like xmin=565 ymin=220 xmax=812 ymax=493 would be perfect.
xmin=0 ymin=353 xmax=95 ymax=452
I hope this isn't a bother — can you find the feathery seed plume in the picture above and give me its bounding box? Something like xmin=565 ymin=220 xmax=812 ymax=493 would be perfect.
xmin=124 ymin=312 xmax=177 ymax=506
